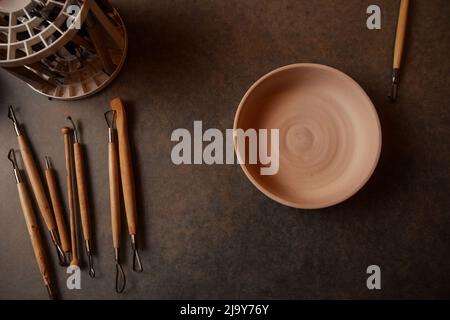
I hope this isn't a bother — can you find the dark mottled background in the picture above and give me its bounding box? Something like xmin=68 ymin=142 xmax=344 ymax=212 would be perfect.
xmin=0 ymin=0 xmax=449 ymax=299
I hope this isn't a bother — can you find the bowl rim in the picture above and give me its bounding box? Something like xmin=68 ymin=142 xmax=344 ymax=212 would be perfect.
xmin=233 ymin=63 xmax=382 ymax=209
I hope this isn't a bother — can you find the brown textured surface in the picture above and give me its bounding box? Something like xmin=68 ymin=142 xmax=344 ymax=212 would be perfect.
xmin=0 ymin=0 xmax=449 ymax=299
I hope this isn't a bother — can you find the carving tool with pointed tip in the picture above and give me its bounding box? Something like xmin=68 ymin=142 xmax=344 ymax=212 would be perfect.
xmin=8 ymin=149 xmax=56 ymax=300
xmin=44 ymin=156 xmax=71 ymax=265
xmin=62 ymin=127 xmax=79 ymax=267
xmin=7 ymin=105 xmax=66 ymax=266
xmin=389 ymin=0 xmax=410 ymax=101
xmin=67 ymin=116 xmax=95 ymax=278
xmin=110 ymin=98 xmax=143 ymax=272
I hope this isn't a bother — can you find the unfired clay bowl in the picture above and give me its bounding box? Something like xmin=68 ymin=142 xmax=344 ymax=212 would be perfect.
xmin=234 ymin=64 xmax=382 ymax=209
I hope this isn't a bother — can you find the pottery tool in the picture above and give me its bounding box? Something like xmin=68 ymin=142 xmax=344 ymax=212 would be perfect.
xmin=105 ymin=110 xmax=126 ymax=293
xmin=110 ymin=98 xmax=143 ymax=272
xmin=0 ymin=0 xmax=128 ymax=100
xmin=44 ymin=156 xmax=71 ymax=264
xmin=62 ymin=127 xmax=78 ymax=267
xmin=67 ymin=116 xmax=95 ymax=278
xmin=8 ymin=149 xmax=55 ymax=299
xmin=389 ymin=0 xmax=410 ymax=101
xmin=7 ymin=105 xmax=66 ymax=266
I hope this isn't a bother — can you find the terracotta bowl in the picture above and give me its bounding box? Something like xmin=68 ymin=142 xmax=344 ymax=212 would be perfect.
xmin=234 ymin=64 xmax=382 ymax=209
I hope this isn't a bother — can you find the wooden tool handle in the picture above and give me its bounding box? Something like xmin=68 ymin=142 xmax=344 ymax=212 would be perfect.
xmin=62 ymin=128 xmax=78 ymax=263
xmin=393 ymin=0 xmax=410 ymax=69
xmin=17 ymin=134 xmax=56 ymax=231
xmin=109 ymin=142 xmax=121 ymax=249
xmin=73 ymin=143 xmax=92 ymax=241
xmin=45 ymin=168 xmax=71 ymax=253
xmin=111 ymin=98 xmax=137 ymax=235
xmin=17 ymin=182 xmax=52 ymax=287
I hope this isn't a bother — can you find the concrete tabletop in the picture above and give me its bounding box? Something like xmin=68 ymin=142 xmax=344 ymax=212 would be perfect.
xmin=0 ymin=0 xmax=449 ymax=299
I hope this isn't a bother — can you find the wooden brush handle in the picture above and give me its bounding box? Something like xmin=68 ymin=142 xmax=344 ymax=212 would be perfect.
xmin=62 ymin=128 xmax=78 ymax=263
xmin=45 ymin=168 xmax=71 ymax=253
xmin=17 ymin=135 xmax=56 ymax=232
xmin=111 ymin=98 xmax=137 ymax=235
xmin=393 ymin=0 xmax=410 ymax=69
xmin=109 ymin=142 xmax=121 ymax=249
xmin=17 ymin=181 xmax=52 ymax=287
